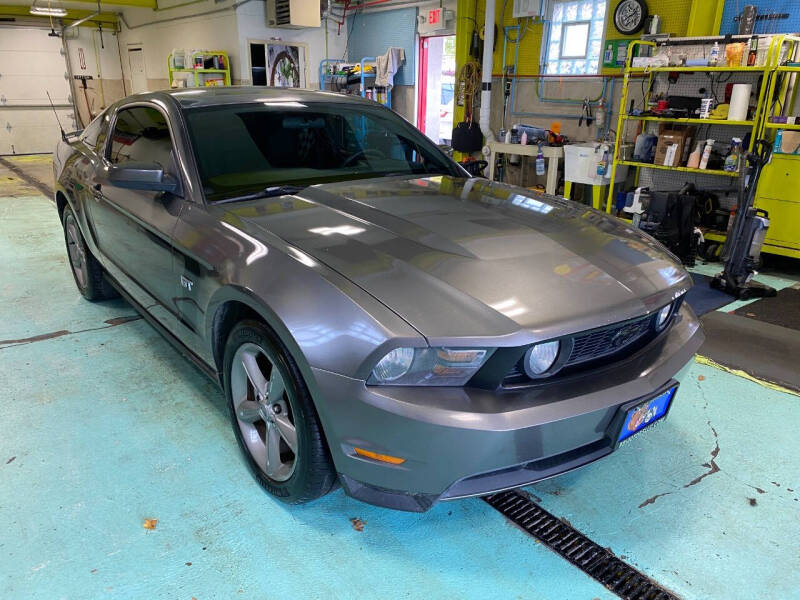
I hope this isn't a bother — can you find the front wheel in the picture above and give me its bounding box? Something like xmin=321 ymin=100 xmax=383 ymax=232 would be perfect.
xmin=223 ymin=320 xmax=337 ymax=504
xmin=61 ymin=205 xmax=117 ymax=301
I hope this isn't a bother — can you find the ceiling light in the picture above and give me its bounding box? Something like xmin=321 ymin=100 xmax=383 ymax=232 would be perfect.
xmin=30 ymin=4 xmax=67 ymax=16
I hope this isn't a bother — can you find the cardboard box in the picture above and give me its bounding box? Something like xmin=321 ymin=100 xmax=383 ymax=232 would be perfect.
xmin=654 ymin=126 xmax=696 ymax=167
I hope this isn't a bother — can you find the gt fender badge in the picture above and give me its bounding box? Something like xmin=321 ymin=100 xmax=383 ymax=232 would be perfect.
xmin=180 ymin=275 xmax=194 ymax=291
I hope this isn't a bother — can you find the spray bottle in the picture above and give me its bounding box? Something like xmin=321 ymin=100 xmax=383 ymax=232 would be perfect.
xmin=699 ymin=139 xmax=715 ymax=170
xmin=687 ymin=140 xmax=704 ymax=169
xmin=535 ymin=144 xmax=545 ymax=176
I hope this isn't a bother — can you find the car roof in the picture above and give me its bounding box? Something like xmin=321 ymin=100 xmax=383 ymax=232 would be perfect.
xmin=129 ymin=86 xmax=375 ymax=110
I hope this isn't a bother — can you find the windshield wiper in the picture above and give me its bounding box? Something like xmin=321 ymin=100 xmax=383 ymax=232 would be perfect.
xmin=213 ymin=185 xmax=307 ymax=205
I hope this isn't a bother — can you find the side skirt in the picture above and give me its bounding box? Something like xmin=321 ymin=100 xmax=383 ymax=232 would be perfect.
xmin=106 ymin=276 xmax=222 ymax=388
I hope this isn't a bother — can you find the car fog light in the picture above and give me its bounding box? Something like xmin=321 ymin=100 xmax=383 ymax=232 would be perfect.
xmin=524 ymin=340 xmax=560 ymax=376
xmin=656 ymin=304 xmax=672 ymax=330
xmin=371 ymin=347 xmax=414 ymax=382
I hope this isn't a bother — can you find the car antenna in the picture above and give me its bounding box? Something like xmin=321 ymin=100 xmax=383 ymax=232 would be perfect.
xmin=47 ymin=90 xmax=67 ymax=142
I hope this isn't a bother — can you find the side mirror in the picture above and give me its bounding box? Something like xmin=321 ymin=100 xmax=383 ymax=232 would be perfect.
xmin=107 ymin=162 xmax=178 ymax=193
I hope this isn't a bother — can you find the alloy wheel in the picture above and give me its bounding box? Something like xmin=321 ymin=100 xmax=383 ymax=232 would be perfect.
xmin=230 ymin=343 xmax=298 ymax=481
xmin=65 ymin=215 xmax=88 ymax=289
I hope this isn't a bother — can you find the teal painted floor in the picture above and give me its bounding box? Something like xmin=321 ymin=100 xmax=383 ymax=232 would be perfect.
xmin=1 ymin=182 xmax=799 ymax=599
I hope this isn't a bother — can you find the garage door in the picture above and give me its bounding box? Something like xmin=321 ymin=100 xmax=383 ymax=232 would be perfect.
xmin=0 ymin=27 xmax=77 ymax=155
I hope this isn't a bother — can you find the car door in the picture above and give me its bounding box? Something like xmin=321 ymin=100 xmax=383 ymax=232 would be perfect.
xmin=88 ymin=104 xmax=184 ymax=330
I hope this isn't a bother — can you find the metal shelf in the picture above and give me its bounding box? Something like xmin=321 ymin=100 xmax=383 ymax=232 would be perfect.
xmin=622 ymin=115 xmax=754 ymax=126
xmin=627 ymin=66 xmax=768 ymax=74
xmin=764 ymin=122 xmax=800 ymax=130
xmin=618 ymin=160 xmax=739 ymax=177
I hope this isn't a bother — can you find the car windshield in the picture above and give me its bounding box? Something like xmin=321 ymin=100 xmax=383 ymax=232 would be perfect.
xmin=184 ymin=101 xmax=459 ymax=202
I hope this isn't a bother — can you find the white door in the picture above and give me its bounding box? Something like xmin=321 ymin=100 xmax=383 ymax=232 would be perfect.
xmin=0 ymin=27 xmax=76 ymax=155
xmin=128 ymin=47 xmax=147 ymax=94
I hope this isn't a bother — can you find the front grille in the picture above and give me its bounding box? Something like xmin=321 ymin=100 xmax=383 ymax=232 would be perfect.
xmin=567 ymin=314 xmax=653 ymax=367
xmin=502 ymin=313 xmax=660 ymax=387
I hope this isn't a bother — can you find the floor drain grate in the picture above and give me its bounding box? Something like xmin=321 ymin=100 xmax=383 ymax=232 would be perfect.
xmin=484 ymin=490 xmax=680 ymax=600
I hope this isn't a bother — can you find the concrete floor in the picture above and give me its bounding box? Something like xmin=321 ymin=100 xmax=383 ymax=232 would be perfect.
xmin=1 ymin=156 xmax=799 ymax=600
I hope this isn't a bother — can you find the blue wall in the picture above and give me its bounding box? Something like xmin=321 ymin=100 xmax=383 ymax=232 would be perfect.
xmin=346 ymin=8 xmax=417 ymax=86
xmin=720 ymin=0 xmax=799 ymax=35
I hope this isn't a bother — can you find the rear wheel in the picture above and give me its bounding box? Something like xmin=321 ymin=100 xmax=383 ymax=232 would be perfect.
xmin=223 ymin=320 xmax=336 ymax=504
xmin=62 ymin=205 xmax=117 ymax=301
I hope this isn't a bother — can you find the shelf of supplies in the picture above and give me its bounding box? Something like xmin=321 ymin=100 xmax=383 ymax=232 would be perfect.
xmin=627 ymin=66 xmax=767 ymax=74
xmin=622 ymin=115 xmax=754 ymax=126
xmin=618 ymin=160 xmax=740 ymax=177
xmin=764 ymin=122 xmax=800 ymax=130
xmin=171 ymin=68 xmax=228 ymax=73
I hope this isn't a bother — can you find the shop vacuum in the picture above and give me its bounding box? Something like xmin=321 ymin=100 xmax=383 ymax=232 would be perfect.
xmin=711 ymin=140 xmax=777 ymax=299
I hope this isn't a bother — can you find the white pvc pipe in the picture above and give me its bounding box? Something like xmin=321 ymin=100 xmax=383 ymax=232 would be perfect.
xmin=479 ymin=0 xmax=496 ymax=140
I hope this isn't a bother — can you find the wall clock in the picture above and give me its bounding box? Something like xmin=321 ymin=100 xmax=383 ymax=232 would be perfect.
xmin=613 ymin=0 xmax=648 ymax=35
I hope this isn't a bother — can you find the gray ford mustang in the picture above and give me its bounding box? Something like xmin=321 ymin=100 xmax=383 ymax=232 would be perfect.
xmin=53 ymin=87 xmax=703 ymax=511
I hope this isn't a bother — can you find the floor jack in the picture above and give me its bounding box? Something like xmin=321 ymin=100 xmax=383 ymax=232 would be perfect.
xmin=711 ymin=140 xmax=777 ymax=300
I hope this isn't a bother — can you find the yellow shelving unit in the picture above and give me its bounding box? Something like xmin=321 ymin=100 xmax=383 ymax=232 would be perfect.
xmin=168 ymin=51 xmax=231 ymax=88
xmin=605 ymin=39 xmax=776 ymax=213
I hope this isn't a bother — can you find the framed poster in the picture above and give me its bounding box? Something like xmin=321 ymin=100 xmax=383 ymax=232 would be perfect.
xmin=266 ymin=42 xmax=308 ymax=88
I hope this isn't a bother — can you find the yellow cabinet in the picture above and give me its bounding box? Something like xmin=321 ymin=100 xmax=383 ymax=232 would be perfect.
xmin=754 ymin=155 xmax=800 ymax=257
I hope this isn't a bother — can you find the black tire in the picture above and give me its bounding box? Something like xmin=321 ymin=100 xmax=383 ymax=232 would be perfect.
xmin=61 ymin=205 xmax=118 ymax=301
xmin=223 ymin=320 xmax=336 ymax=504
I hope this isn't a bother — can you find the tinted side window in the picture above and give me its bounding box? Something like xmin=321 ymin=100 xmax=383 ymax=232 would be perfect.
xmin=80 ymin=113 xmax=103 ymax=148
xmin=108 ymin=107 xmax=174 ymax=172
xmin=95 ymin=112 xmax=111 ymax=153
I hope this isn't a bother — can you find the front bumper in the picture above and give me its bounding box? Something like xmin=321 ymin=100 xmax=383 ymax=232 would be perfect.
xmin=312 ymin=304 xmax=704 ymax=511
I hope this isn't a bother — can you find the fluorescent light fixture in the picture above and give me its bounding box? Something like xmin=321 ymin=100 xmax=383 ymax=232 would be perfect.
xmin=30 ymin=3 xmax=67 ymax=16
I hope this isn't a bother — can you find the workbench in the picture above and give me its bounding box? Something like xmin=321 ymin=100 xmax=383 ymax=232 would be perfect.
xmin=486 ymin=141 xmax=564 ymax=196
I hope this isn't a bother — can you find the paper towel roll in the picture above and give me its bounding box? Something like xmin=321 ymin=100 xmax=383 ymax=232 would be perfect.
xmin=729 ymin=84 xmax=752 ymax=121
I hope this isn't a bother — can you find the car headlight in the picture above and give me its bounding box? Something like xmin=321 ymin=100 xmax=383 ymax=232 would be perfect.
xmin=656 ymin=303 xmax=672 ymax=330
xmin=368 ymin=347 xmax=490 ymax=386
xmin=523 ymin=340 xmax=560 ymax=377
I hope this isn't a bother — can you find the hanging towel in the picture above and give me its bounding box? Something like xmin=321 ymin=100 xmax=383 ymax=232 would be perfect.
xmin=375 ymin=47 xmax=405 ymax=89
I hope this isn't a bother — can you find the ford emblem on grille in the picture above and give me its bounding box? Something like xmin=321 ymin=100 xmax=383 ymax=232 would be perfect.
xmin=610 ymin=323 xmax=642 ymax=349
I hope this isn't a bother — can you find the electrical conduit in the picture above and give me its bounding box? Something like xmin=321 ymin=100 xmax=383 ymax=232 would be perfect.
xmin=479 ymin=0 xmax=495 ymax=140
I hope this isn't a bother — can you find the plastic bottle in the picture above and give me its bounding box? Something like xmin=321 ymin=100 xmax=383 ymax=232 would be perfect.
xmin=595 ymin=99 xmax=606 ymax=132
xmin=774 ymin=129 xmax=784 ymax=154
xmin=699 ymin=139 xmax=715 ymax=170
xmin=597 ymin=146 xmax=609 ymax=177
xmin=535 ymin=145 xmax=545 ymax=176
xmin=504 ymin=129 xmax=513 ymax=145
xmin=687 ymin=140 xmax=704 ymax=169
xmin=520 ymin=131 xmax=528 ymax=146
xmin=709 ymin=42 xmax=720 ymax=66
xmin=747 ymin=36 xmax=758 ymax=67
xmin=700 ymin=90 xmax=714 ymax=119
xmin=724 ymin=138 xmax=742 ymax=172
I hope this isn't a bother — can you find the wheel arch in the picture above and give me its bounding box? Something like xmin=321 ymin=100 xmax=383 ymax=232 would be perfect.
xmin=207 ymin=286 xmax=323 ymax=404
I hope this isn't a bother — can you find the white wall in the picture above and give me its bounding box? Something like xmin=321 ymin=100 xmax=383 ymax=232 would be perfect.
xmin=117 ymin=0 xmax=240 ymax=89
xmin=235 ymin=0 xmax=347 ymax=88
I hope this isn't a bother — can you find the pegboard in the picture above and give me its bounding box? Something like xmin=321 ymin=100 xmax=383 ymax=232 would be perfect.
xmin=720 ymin=0 xmax=800 ymax=36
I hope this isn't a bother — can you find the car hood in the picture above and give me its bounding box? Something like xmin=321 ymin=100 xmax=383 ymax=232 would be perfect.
xmin=225 ymin=176 xmax=691 ymax=345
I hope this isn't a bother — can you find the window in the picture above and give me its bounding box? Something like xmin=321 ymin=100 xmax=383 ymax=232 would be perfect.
xmin=184 ymin=103 xmax=457 ymax=202
xmin=545 ymin=0 xmax=607 ymax=74
xmin=108 ymin=107 xmax=175 ymax=172
xmin=80 ymin=113 xmax=104 ymax=148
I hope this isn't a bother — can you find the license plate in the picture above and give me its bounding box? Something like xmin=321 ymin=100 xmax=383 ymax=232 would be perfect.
xmin=617 ymin=386 xmax=677 ymax=443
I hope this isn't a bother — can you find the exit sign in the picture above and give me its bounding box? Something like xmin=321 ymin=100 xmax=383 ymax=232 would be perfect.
xmin=428 ymin=8 xmax=441 ymax=25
